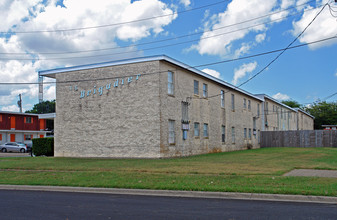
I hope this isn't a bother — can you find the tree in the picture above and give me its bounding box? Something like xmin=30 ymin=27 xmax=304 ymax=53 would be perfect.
xmin=304 ymin=101 xmax=337 ymax=129
xmin=25 ymin=100 xmax=55 ymax=114
xmin=281 ymin=100 xmax=301 ymax=108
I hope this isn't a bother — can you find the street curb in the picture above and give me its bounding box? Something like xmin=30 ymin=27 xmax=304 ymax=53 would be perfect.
xmin=0 ymin=185 xmax=336 ymax=204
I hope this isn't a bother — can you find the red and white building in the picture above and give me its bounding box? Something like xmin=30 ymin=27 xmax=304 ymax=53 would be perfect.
xmin=0 ymin=111 xmax=55 ymax=146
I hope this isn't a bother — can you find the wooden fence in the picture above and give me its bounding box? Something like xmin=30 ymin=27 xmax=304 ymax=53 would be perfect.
xmin=261 ymin=130 xmax=337 ymax=148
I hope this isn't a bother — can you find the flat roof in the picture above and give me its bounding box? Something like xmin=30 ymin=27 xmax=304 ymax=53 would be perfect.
xmin=0 ymin=111 xmax=56 ymax=119
xmin=39 ymin=55 xmax=264 ymax=102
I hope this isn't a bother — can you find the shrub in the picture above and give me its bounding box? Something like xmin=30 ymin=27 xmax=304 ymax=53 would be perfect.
xmin=32 ymin=137 xmax=54 ymax=156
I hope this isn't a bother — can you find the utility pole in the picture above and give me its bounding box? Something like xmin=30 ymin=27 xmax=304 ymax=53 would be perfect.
xmin=17 ymin=94 xmax=22 ymax=113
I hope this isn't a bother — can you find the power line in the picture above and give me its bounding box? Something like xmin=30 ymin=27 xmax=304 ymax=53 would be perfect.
xmin=0 ymin=1 xmax=226 ymax=34
xmin=237 ymin=3 xmax=329 ymax=88
xmin=0 ymin=35 xmax=336 ymax=86
xmin=0 ymin=0 xmax=315 ymax=56
xmin=0 ymin=8 xmax=324 ymax=61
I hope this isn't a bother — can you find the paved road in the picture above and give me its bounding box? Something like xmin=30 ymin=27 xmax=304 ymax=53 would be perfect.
xmin=1 ymin=190 xmax=336 ymax=220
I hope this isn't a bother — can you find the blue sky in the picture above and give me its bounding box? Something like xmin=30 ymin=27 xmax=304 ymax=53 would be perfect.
xmin=0 ymin=0 xmax=337 ymax=112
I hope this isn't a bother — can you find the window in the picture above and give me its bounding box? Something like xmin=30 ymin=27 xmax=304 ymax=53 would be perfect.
xmin=168 ymin=71 xmax=174 ymax=95
xmin=231 ymin=94 xmax=235 ymax=111
xmin=194 ymin=122 xmax=200 ymax=137
xmin=243 ymin=98 xmax=246 ymax=108
xmin=257 ymin=104 xmax=260 ymax=116
xmin=181 ymin=101 xmax=189 ymax=123
xmin=231 ymin=127 xmax=235 ymax=143
xmin=244 ymin=128 xmax=247 ymax=139
xmin=221 ymin=126 xmax=225 ymax=143
xmin=265 ymin=102 xmax=269 ymax=115
xmin=203 ymin=123 xmax=208 ymax=138
xmin=24 ymin=134 xmax=32 ymax=140
xmin=168 ymin=120 xmax=175 ymax=144
xmin=203 ymin=83 xmax=208 ymax=98
xmin=25 ymin=117 xmax=32 ymax=123
xmin=248 ymin=100 xmax=251 ymax=110
xmin=281 ymin=108 xmax=283 ymax=119
xmin=221 ymin=90 xmax=224 ymax=108
xmin=249 ymin=128 xmax=252 ymax=140
xmin=194 ymin=80 xmax=199 ymax=95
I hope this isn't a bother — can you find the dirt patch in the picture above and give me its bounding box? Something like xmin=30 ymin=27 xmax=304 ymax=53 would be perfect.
xmin=284 ymin=169 xmax=337 ymax=178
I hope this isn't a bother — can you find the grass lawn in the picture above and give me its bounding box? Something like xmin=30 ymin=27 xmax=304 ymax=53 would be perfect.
xmin=0 ymin=147 xmax=336 ymax=196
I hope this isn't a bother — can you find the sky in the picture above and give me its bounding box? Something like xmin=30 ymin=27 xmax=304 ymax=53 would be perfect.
xmin=0 ymin=0 xmax=337 ymax=112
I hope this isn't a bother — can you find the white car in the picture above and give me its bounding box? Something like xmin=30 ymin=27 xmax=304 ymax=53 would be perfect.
xmin=0 ymin=142 xmax=27 ymax=153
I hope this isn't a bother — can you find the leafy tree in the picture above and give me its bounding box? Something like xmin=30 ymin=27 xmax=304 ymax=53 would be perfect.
xmin=26 ymin=100 xmax=55 ymax=114
xmin=281 ymin=100 xmax=301 ymax=108
xmin=304 ymin=101 xmax=337 ymax=129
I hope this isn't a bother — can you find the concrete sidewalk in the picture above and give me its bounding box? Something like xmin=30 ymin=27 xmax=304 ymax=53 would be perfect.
xmin=0 ymin=185 xmax=336 ymax=204
xmin=284 ymin=169 xmax=337 ymax=178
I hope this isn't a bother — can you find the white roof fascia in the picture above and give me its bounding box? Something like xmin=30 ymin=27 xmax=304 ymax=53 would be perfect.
xmin=255 ymin=94 xmax=297 ymax=112
xmin=39 ymin=55 xmax=264 ymax=102
xmin=0 ymin=111 xmax=39 ymax=117
xmin=38 ymin=113 xmax=56 ymax=120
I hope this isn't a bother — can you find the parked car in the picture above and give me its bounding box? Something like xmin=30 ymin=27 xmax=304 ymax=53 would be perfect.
xmin=17 ymin=142 xmax=32 ymax=153
xmin=0 ymin=142 xmax=27 ymax=153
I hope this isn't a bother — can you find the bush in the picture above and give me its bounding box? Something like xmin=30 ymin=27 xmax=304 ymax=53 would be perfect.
xmin=32 ymin=137 xmax=54 ymax=156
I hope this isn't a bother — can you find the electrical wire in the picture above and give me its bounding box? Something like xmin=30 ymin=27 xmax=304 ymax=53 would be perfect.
xmin=0 ymin=34 xmax=336 ymax=85
xmin=0 ymin=1 xmax=227 ymax=34
xmin=0 ymin=0 xmax=315 ymax=55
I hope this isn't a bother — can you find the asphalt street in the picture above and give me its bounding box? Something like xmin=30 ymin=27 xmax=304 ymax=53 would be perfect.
xmin=0 ymin=190 xmax=336 ymax=220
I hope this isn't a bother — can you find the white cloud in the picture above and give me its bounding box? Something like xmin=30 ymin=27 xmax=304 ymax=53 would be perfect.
xmin=0 ymin=0 xmax=177 ymax=111
xmin=272 ymin=92 xmax=290 ymax=101
xmin=193 ymin=0 xmax=278 ymax=57
xmin=292 ymin=2 xmax=337 ymax=49
xmin=202 ymin=68 xmax=221 ymax=78
xmin=180 ymin=0 xmax=191 ymax=7
xmin=1 ymin=105 xmax=20 ymax=112
xmin=232 ymin=62 xmax=257 ymax=85
xmin=255 ymin=33 xmax=266 ymax=43
xmin=335 ymin=70 xmax=337 ymax=77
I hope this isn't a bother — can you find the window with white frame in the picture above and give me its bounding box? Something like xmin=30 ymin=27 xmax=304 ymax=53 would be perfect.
xmin=203 ymin=83 xmax=208 ymax=98
xmin=203 ymin=123 xmax=208 ymax=138
xmin=194 ymin=122 xmax=200 ymax=137
xmin=168 ymin=71 xmax=174 ymax=95
xmin=265 ymin=102 xmax=269 ymax=115
xmin=221 ymin=90 xmax=224 ymax=108
xmin=24 ymin=134 xmax=32 ymax=140
xmin=231 ymin=94 xmax=235 ymax=111
xmin=221 ymin=125 xmax=225 ymax=143
xmin=194 ymin=80 xmax=199 ymax=95
xmin=231 ymin=127 xmax=235 ymax=143
xmin=248 ymin=100 xmax=251 ymax=110
xmin=168 ymin=120 xmax=175 ymax=144
xmin=25 ymin=117 xmax=32 ymax=123
xmin=243 ymin=98 xmax=246 ymax=109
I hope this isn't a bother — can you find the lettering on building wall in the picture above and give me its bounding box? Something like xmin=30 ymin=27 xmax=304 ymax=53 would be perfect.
xmin=70 ymin=74 xmax=141 ymax=99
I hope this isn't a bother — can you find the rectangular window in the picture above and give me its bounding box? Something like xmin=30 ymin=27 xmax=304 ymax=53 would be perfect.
xmin=221 ymin=90 xmax=224 ymax=108
xmin=249 ymin=128 xmax=252 ymax=140
xmin=194 ymin=122 xmax=200 ymax=137
xmin=257 ymin=104 xmax=260 ymax=116
xmin=24 ymin=134 xmax=32 ymax=140
xmin=168 ymin=120 xmax=175 ymax=144
xmin=231 ymin=127 xmax=235 ymax=143
xmin=168 ymin=71 xmax=174 ymax=95
xmin=25 ymin=117 xmax=32 ymax=123
xmin=203 ymin=123 xmax=208 ymax=138
xmin=194 ymin=80 xmax=199 ymax=95
xmin=231 ymin=94 xmax=235 ymax=111
xmin=265 ymin=102 xmax=269 ymax=115
xmin=244 ymin=128 xmax=247 ymax=139
xmin=203 ymin=83 xmax=208 ymax=98
xmin=248 ymin=100 xmax=251 ymax=110
xmin=181 ymin=101 xmax=189 ymax=123
xmin=281 ymin=108 xmax=283 ymax=119
xmin=243 ymin=98 xmax=246 ymax=109
xmin=221 ymin=125 xmax=225 ymax=143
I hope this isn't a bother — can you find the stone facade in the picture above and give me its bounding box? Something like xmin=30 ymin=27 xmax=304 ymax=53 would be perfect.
xmin=40 ymin=55 xmax=314 ymax=158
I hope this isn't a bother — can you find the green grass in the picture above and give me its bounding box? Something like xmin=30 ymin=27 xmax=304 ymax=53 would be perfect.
xmin=0 ymin=147 xmax=336 ymax=196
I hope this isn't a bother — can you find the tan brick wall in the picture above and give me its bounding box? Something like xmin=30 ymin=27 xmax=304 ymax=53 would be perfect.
xmin=55 ymin=61 xmax=162 ymax=158
xmin=158 ymin=61 xmax=262 ymax=157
